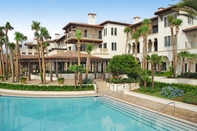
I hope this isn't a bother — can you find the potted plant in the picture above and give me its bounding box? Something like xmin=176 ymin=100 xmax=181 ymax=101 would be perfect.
xmin=57 ymin=77 xmax=65 ymax=84
xmin=20 ymin=76 xmax=27 ymax=84
xmin=0 ymin=76 xmax=4 ymax=82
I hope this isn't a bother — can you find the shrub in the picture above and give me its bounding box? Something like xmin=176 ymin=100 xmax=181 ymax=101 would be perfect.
xmin=182 ymin=92 xmax=197 ymax=105
xmin=82 ymin=78 xmax=93 ymax=84
xmin=57 ymin=77 xmax=65 ymax=84
xmin=160 ymin=86 xmax=184 ymax=98
xmin=20 ymin=77 xmax=27 ymax=83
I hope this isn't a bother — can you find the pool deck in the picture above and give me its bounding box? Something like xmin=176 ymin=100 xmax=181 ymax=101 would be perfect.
xmin=0 ymin=78 xmax=197 ymax=125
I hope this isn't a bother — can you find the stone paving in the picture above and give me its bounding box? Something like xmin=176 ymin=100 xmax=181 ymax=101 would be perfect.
xmin=0 ymin=78 xmax=197 ymax=125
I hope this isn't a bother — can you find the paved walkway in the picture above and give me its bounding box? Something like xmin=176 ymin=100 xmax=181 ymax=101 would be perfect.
xmin=94 ymin=79 xmax=197 ymax=124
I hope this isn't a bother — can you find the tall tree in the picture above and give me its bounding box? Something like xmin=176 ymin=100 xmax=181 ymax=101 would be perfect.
xmin=172 ymin=0 xmax=197 ymax=18
xmin=7 ymin=42 xmax=15 ymax=82
xmin=168 ymin=15 xmax=176 ymax=78
xmin=138 ymin=19 xmax=151 ymax=70
xmin=85 ymin=43 xmax=93 ymax=79
xmin=187 ymin=52 xmax=197 ymax=78
xmin=177 ymin=51 xmax=190 ymax=77
xmin=131 ymin=29 xmax=140 ymax=60
xmin=146 ymin=54 xmax=159 ymax=89
xmin=75 ymin=29 xmax=82 ymax=82
xmin=124 ymin=26 xmax=131 ymax=54
xmin=31 ymin=21 xmax=43 ymax=83
xmin=14 ymin=31 xmax=27 ymax=82
xmin=4 ymin=22 xmax=14 ymax=80
xmin=0 ymin=27 xmax=5 ymax=76
xmin=36 ymin=27 xmax=51 ymax=84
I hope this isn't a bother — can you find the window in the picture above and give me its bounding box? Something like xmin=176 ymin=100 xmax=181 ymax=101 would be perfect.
xmin=111 ymin=42 xmax=117 ymax=51
xmin=164 ymin=17 xmax=168 ymax=27
xmin=81 ymin=44 xmax=86 ymax=51
xmin=103 ymin=43 xmax=107 ymax=48
xmin=161 ymin=62 xmax=167 ymax=71
xmin=111 ymin=27 xmax=113 ymax=35
xmin=105 ymin=28 xmax=107 ymax=36
xmin=99 ymin=44 xmax=102 ymax=48
xmin=188 ymin=17 xmax=193 ymax=24
xmin=99 ymin=30 xmax=102 ymax=39
xmin=152 ymin=25 xmax=158 ymax=33
xmin=84 ymin=30 xmax=87 ymax=37
xmin=114 ymin=28 xmax=117 ymax=35
xmin=164 ymin=36 xmax=171 ymax=47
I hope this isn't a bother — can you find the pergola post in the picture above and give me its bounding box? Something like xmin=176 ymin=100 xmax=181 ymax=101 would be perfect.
xmin=28 ymin=62 xmax=31 ymax=81
xmin=56 ymin=61 xmax=58 ymax=78
xmin=50 ymin=61 xmax=53 ymax=82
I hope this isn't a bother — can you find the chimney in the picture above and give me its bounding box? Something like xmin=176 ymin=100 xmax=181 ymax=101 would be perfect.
xmin=158 ymin=7 xmax=165 ymax=11
xmin=133 ymin=16 xmax=141 ymax=24
xmin=55 ymin=33 xmax=60 ymax=39
xmin=88 ymin=13 xmax=96 ymax=25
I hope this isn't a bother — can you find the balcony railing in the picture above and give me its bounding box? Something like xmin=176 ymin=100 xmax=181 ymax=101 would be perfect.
xmin=185 ymin=40 xmax=197 ymax=49
xmin=92 ymin=48 xmax=108 ymax=54
xmin=65 ymin=32 xmax=102 ymax=39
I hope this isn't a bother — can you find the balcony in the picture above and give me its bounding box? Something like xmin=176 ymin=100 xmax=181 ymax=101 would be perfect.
xmin=20 ymin=49 xmax=37 ymax=55
xmin=185 ymin=40 xmax=197 ymax=49
xmin=92 ymin=48 xmax=108 ymax=55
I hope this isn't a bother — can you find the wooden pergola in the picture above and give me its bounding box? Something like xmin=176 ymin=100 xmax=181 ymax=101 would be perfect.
xmin=19 ymin=51 xmax=109 ymax=81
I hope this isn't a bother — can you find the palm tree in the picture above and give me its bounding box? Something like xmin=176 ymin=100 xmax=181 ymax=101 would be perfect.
xmin=174 ymin=18 xmax=183 ymax=77
xmin=177 ymin=51 xmax=190 ymax=77
xmin=36 ymin=27 xmax=51 ymax=84
xmin=0 ymin=28 xmax=5 ymax=76
xmin=85 ymin=43 xmax=93 ymax=79
xmin=172 ymin=0 xmax=197 ymax=18
xmin=187 ymin=52 xmax=197 ymax=78
xmin=131 ymin=30 xmax=140 ymax=60
xmin=157 ymin=55 xmax=163 ymax=74
xmin=168 ymin=15 xmax=176 ymax=78
xmin=146 ymin=54 xmax=159 ymax=89
xmin=43 ymin=41 xmax=50 ymax=56
xmin=14 ymin=31 xmax=27 ymax=82
xmin=4 ymin=22 xmax=14 ymax=80
xmin=124 ymin=26 xmax=131 ymax=54
xmin=7 ymin=42 xmax=15 ymax=82
xmin=138 ymin=19 xmax=151 ymax=70
xmin=31 ymin=21 xmax=43 ymax=83
xmin=75 ymin=29 xmax=82 ymax=82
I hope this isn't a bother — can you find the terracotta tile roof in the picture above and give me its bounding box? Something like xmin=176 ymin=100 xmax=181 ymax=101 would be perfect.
xmin=130 ymin=16 xmax=158 ymax=27
xmin=100 ymin=20 xmax=131 ymax=26
xmin=182 ymin=26 xmax=197 ymax=32
xmin=154 ymin=7 xmax=172 ymax=15
xmin=45 ymin=51 xmax=102 ymax=59
xmin=20 ymin=55 xmax=39 ymax=59
xmin=62 ymin=22 xmax=104 ymax=30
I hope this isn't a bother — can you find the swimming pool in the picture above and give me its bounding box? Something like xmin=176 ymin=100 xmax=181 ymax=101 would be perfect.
xmin=0 ymin=96 xmax=196 ymax=131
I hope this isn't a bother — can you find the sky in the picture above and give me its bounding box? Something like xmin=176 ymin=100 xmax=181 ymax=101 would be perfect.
xmin=0 ymin=0 xmax=178 ymax=43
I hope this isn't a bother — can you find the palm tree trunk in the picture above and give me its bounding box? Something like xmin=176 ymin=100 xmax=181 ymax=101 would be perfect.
xmin=5 ymin=33 xmax=9 ymax=80
xmin=10 ymin=49 xmax=14 ymax=82
xmin=188 ymin=61 xmax=192 ymax=78
xmin=41 ymin=43 xmax=46 ymax=83
xmin=37 ymin=38 xmax=43 ymax=84
xmin=15 ymin=43 xmax=19 ymax=82
xmin=77 ymin=41 xmax=81 ymax=82
xmin=170 ymin=27 xmax=176 ymax=78
xmin=0 ymin=46 xmax=5 ymax=77
xmin=151 ymin=63 xmax=154 ymax=89
xmin=85 ymin=56 xmax=90 ymax=79
xmin=125 ymin=34 xmax=128 ymax=54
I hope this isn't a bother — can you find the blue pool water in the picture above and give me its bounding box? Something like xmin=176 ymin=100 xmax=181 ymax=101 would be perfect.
xmin=0 ymin=96 xmax=196 ymax=131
